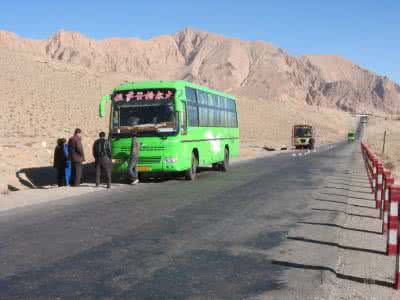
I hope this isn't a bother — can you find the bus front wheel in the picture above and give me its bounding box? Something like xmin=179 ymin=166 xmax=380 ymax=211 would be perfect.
xmin=185 ymin=152 xmax=198 ymax=181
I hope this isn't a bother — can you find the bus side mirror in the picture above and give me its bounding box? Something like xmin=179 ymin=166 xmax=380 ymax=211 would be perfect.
xmin=99 ymin=95 xmax=111 ymax=118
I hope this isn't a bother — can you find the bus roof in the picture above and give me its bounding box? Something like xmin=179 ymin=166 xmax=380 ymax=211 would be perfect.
xmin=112 ymin=80 xmax=236 ymax=100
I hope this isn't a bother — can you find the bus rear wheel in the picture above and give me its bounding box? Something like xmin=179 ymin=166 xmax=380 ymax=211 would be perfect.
xmin=185 ymin=152 xmax=198 ymax=181
xmin=213 ymin=148 xmax=230 ymax=172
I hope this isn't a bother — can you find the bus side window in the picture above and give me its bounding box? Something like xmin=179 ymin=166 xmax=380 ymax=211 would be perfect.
xmin=181 ymin=102 xmax=187 ymax=135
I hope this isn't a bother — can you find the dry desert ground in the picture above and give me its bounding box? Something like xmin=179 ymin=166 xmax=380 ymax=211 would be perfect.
xmin=365 ymin=116 xmax=400 ymax=178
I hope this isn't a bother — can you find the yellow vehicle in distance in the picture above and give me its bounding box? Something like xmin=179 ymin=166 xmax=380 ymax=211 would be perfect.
xmin=360 ymin=115 xmax=368 ymax=124
xmin=292 ymin=124 xmax=315 ymax=150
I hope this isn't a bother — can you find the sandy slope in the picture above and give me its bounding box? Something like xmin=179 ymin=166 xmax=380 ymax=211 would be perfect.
xmin=365 ymin=116 xmax=400 ymax=178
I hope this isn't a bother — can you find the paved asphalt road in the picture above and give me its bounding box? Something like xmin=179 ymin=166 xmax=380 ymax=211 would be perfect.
xmin=0 ymin=142 xmax=357 ymax=299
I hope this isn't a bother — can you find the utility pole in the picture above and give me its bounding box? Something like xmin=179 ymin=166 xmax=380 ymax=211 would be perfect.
xmin=382 ymin=130 xmax=387 ymax=161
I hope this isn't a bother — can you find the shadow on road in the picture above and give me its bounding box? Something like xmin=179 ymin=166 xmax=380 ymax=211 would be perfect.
xmin=314 ymin=198 xmax=376 ymax=209
xmin=139 ymin=167 xmax=214 ymax=183
xmin=15 ymin=163 xmax=213 ymax=189
xmin=319 ymin=192 xmax=374 ymax=202
xmin=16 ymin=165 xmax=58 ymax=189
xmin=326 ymin=177 xmax=369 ymax=184
xmin=299 ymin=221 xmax=381 ymax=235
xmin=323 ymin=186 xmax=372 ymax=194
xmin=287 ymin=236 xmax=385 ymax=255
xmin=15 ymin=163 xmax=101 ymax=189
xmin=311 ymin=208 xmax=379 ymax=220
xmin=326 ymin=181 xmax=371 ymax=189
xmin=271 ymin=260 xmax=392 ymax=288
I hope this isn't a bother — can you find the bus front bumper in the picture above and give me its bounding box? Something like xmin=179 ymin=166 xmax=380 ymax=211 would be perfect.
xmin=111 ymin=158 xmax=184 ymax=173
xmin=294 ymin=138 xmax=311 ymax=146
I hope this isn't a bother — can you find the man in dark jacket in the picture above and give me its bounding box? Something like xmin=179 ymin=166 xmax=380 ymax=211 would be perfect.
xmin=68 ymin=128 xmax=85 ymax=187
xmin=93 ymin=132 xmax=112 ymax=188
xmin=53 ymin=138 xmax=67 ymax=186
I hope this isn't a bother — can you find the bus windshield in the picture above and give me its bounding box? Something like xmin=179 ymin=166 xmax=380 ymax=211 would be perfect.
xmin=294 ymin=127 xmax=312 ymax=137
xmin=113 ymin=101 xmax=177 ymax=134
xmin=111 ymin=88 xmax=177 ymax=135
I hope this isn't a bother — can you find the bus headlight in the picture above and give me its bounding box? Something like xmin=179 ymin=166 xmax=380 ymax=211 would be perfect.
xmin=164 ymin=157 xmax=177 ymax=163
xmin=112 ymin=158 xmax=123 ymax=164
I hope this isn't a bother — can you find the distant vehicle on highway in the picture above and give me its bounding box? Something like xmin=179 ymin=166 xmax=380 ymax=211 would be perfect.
xmin=292 ymin=124 xmax=314 ymax=150
xmin=360 ymin=116 xmax=368 ymax=124
xmin=99 ymin=80 xmax=239 ymax=181
xmin=347 ymin=131 xmax=355 ymax=142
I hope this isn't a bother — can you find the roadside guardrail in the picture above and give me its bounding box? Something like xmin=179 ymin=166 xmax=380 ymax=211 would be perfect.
xmin=361 ymin=142 xmax=400 ymax=289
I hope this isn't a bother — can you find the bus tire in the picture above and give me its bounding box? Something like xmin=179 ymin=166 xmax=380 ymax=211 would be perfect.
xmin=185 ymin=152 xmax=198 ymax=181
xmin=220 ymin=148 xmax=229 ymax=172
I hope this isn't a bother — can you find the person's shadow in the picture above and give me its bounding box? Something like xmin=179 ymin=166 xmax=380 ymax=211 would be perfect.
xmin=16 ymin=163 xmax=98 ymax=189
xmin=15 ymin=164 xmax=213 ymax=189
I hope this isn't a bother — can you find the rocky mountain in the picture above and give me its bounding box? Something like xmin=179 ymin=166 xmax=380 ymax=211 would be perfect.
xmin=305 ymin=55 xmax=400 ymax=112
xmin=0 ymin=27 xmax=399 ymax=113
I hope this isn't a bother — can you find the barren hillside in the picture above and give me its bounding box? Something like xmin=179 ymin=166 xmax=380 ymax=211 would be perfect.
xmin=1 ymin=28 xmax=399 ymax=113
xmin=305 ymin=55 xmax=400 ymax=112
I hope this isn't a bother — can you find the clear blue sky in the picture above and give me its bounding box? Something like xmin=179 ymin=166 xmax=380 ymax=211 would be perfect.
xmin=1 ymin=0 xmax=399 ymax=83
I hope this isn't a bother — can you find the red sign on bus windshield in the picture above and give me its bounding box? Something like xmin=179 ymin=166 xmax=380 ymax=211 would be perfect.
xmin=113 ymin=89 xmax=175 ymax=103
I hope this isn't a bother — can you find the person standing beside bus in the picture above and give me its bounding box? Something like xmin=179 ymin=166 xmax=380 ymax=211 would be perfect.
xmin=93 ymin=132 xmax=112 ymax=189
xmin=53 ymin=138 xmax=67 ymax=187
xmin=68 ymin=128 xmax=85 ymax=187
xmin=128 ymin=131 xmax=140 ymax=185
xmin=309 ymin=137 xmax=315 ymax=150
xmin=63 ymin=140 xmax=72 ymax=186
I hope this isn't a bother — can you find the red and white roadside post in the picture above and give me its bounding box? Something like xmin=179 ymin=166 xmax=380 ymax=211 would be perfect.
xmin=387 ymin=185 xmax=400 ymax=256
xmin=396 ymin=186 xmax=400 ymax=290
xmin=371 ymin=156 xmax=378 ymax=194
xmin=375 ymin=163 xmax=384 ymax=210
xmin=383 ymin=171 xmax=394 ymax=232
xmin=368 ymin=165 xmax=374 ymax=192
xmin=363 ymin=145 xmax=375 ymax=193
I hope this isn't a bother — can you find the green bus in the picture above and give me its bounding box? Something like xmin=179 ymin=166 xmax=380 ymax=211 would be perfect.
xmin=99 ymin=80 xmax=240 ymax=180
xmin=347 ymin=131 xmax=355 ymax=142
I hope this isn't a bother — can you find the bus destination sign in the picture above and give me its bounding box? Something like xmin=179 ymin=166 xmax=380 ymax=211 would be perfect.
xmin=113 ymin=89 xmax=175 ymax=103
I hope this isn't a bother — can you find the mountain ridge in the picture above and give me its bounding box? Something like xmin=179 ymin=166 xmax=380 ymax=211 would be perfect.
xmin=0 ymin=28 xmax=399 ymax=113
